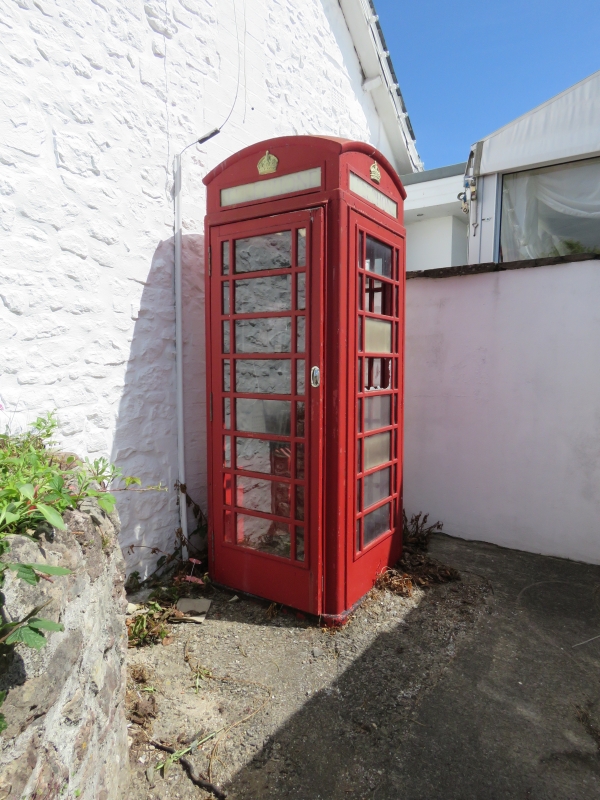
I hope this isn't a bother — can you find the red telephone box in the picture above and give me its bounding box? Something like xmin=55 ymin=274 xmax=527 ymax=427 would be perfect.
xmin=203 ymin=136 xmax=406 ymax=623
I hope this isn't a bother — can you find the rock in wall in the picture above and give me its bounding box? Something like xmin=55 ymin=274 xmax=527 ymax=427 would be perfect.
xmin=0 ymin=500 xmax=129 ymax=800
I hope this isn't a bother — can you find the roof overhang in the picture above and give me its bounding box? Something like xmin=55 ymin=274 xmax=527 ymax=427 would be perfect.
xmin=339 ymin=0 xmax=423 ymax=175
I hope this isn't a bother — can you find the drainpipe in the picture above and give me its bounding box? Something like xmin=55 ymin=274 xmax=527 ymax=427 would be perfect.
xmin=173 ymin=128 xmax=220 ymax=561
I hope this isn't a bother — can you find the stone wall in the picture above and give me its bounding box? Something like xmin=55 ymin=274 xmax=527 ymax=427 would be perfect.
xmin=0 ymin=501 xmax=129 ymax=799
xmin=0 ymin=0 xmax=395 ymax=576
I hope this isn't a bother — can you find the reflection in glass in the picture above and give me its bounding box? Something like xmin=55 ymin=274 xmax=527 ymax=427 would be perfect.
xmin=237 ymin=514 xmax=291 ymax=558
xmin=357 ymin=478 xmax=362 ymax=512
xmin=363 ymin=502 xmax=390 ymax=545
xmin=235 ymin=359 xmax=291 ymax=394
xmin=358 ymin=231 xmax=364 ymax=269
xmin=358 ymin=273 xmax=363 ymax=310
xmin=364 ymin=431 xmax=390 ymax=471
xmin=356 ymin=519 xmax=361 ymax=552
xmin=236 ymin=399 xmax=291 ymax=435
xmin=295 ymin=526 xmax=305 ymax=561
xmin=357 ymin=358 xmax=362 ymax=391
xmin=235 ymin=231 xmax=292 ymax=273
xmin=236 ymin=438 xmax=292 ymax=477
xmin=236 ymin=476 xmax=291 ymax=517
xmin=364 ymin=395 xmax=391 ymax=431
xmin=222 ymin=241 xmax=230 ymax=275
xmin=357 ymin=438 xmax=362 ymax=472
xmin=364 ymin=467 xmax=390 ymax=508
xmin=224 ymin=436 xmax=231 ymax=467
xmin=297 ymin=273 xmax=306 ymax=310
xmin=365 ymin=318 xmax=392 ymax=352
xmin=235 ymin=317 xmax=291 ymax=353
xmin=235 ymin=275 xmax=291 ymax=314
xmin=295 ymin=485 xmax=304 ymax=521
xmin=224 ymin=398 xmax=230 ymax=428
xmin=223 ymin=321 xmax=230 ymax=353
xmin=296 ymin=316 xmax=305 ymax=352
xmin=296 ymin=402 xmax=305 ymax=437
xmin=296 ymin=359 xmax=305 ymax=395
xmin=223 ymin=473 xmax=232 ymax=506
xmin=365 ymin=235 xmax=392 ymax=277
xmin=357 ymin=397 xmax=362 ymax=432
xmin=296 ymin=443 xmax=305 ymax=479
xmin=223 ymin=360 xmax=230 ymax=392
xmin=297 ymin=229 xmax=306 ymax=266
xmin=222 ymin=282 xmax=230 ymax=314
xmin=358 ymin=316 xmax=363 ymax=352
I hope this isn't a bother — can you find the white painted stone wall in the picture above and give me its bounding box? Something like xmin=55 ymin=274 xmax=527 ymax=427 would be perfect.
xmin=404 ymin=260 xmax=600 ymax=565
xmin=0 ymin=0 xmax=397 ymax=575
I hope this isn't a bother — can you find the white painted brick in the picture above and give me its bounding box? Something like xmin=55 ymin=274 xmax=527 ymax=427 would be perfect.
xmin=1 ymin=0 xmax=400 ymax=577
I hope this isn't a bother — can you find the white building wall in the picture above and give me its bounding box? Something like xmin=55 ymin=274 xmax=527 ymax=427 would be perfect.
xmin=0 ymin=0 xmax=398 ymax=574
xmin=404 ymin=260 xmax=600 ymax=565
xmin=405 ymin=215 xmax=467 ymax=271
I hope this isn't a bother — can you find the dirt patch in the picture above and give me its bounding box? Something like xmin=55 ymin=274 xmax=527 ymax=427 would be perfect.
xmin=124 ymin=570 xmax=490 ymax=799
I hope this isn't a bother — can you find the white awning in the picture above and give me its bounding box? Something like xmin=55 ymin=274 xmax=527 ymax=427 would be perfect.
xmin=473 ymin=70 xmax=600 ymax=176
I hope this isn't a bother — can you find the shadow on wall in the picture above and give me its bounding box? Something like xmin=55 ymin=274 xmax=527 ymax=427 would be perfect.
xmin=111 ymin=234 xmax=206 ymax=576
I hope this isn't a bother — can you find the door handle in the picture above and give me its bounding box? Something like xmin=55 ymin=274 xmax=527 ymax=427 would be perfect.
xmin=310 ymin=366 xmax=320 ymax=388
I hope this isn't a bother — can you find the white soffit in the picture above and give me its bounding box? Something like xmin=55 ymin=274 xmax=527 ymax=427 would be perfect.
xmin=339 ymin=0 xmax=423 ymax=174
xmin=477 ymin=70 xmax=600 ymax=176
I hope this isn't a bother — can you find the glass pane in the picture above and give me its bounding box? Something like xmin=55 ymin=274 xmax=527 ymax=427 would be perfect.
xmin=364 ymin=467 xmax=390 ymax=509
xmin=365 ymin=235 xmax=392 ymax=277
xmin=296 ymin=316 xmax=305 ymax=352
xmin=296 ymin=443 xmax=305 ymax=479
xmin=364 ymin=395 xmax=391 ymax=431
xmin=235 ymin=318 xmax=291 ymax=353
xmin=500 ymin=157 xmax=600 ymax=262
xmin=236 ymin=437 xmax=292 ymax=477
xmin=296 ymin=402 xmax=305 ymax=437
xmin=235 ymin=359 xmax=291 ymax=394
xmin=365 ymin=318 xmax=392 ymax=353
xmin=357 ymin=398 xmax=362 ymax=432
xmin=295 ymin=526 xmax=305 ymax=561
xmin=358 ymin=273 xmax=363 ymax=310
xmin=295 ymin=485 xmax=304 ymax=521
xmin=296 ymin=359 xmax=305 ymax=395
xmin=365 ymin=358 xmax=391 ymax=391
xmin=237 ymin=514 xmax=291 ymax=558
xmin=222 ymin=241 xmax=230 ymax=275
xmin=357 ymin=358 xmax=362 ymax=391
xmin=357 ymin=478 xmax=362 ymax=512
xmin=358 ymin=231 xmax=364 ymax=270
xmin=358 ymin=316 xmax=363 ymax=352
xmin=224 ymin=473 xmax=232 ymax=506
xmin=356 ymin=519 xmax=361 ymax=551
xmin=364 ymin=431 xmax=390 ymax=471
xmin=224 ymin=509 xmax=233 ymax=543
xmin=235 ymin=231 xmax=292 ymax=273
xmin=357 ymin=438 xmax=362 ymax=472
xmin=222 ymin=282 xmax=230 ymax=314
xmin=236 ymin=399 xmax=291 ymax=435
xmin=224 ymin=398 xmax=230 ymax=428
xmin=223 ymin=360 xmax=230 ymax=392
xmin=236 ymin=476 xmax=291 ymax=517
xmin=366 ymin=279 xmax=393 ymax=315
xmin=297 ymin=229 xmax=306 ymax=266
xmin=297 ymin=273 xmax=306 ymax=310
xmin=224 ymin=436 xmax=231 ymax=467
xmin=235 ymin=275 xmax=291 ymax=314
xmin=363 ymin=502 xmax=390 ymax=545
xmin=223 ymin=321 xmax=230 ymax=353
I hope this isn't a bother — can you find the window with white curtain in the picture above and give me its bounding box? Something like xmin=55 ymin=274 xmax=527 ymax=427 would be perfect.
xmin=500 ymin=156 xmax=600 ymax=262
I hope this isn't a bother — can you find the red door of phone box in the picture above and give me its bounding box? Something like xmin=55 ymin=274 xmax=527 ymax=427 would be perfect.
xmin=203 ymin=136 xmax=406 ymax=624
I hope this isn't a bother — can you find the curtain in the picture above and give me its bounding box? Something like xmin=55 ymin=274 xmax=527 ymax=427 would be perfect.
xmin=500 ymin=156 xmax=600 ymax=261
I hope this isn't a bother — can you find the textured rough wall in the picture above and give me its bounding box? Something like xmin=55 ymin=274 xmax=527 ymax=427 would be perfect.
xmin=0 ymin=501 xmax=129 ymax=799
xmin=0 ymin=0 xmax=392 ymax=574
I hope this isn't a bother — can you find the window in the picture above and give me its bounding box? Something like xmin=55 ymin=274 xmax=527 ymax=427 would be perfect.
xmin=500 ymin=157 xmax=600 ymax=262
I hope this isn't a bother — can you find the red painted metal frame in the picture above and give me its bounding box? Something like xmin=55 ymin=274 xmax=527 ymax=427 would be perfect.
xmin=204 ymin=136 xmax=406 ymax=620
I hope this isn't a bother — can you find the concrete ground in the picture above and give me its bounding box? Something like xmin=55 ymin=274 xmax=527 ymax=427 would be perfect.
xmin=127 ymin=535 xmax=600 ymax=800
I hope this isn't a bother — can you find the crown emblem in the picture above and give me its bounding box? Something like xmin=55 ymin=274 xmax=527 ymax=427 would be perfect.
xmin=370 ymin=162 xmax=381 ymax=184
xmin=257 ymin=151 xmax=279 ymax=175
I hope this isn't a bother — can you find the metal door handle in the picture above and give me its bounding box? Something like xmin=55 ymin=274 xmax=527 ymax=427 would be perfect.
xmin=310 ymin=366 xmax=320 ymax=388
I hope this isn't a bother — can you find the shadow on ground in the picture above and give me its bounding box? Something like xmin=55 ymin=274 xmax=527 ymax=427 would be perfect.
xmin=223 ymin=535 xmax=600 ymax=800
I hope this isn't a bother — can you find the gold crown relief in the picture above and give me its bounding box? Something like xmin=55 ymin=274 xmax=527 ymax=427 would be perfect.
xmin=370 ymin=162 xmax=381 ymax=184
xmin=257 ymin=151 xmax=279 ymax=175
